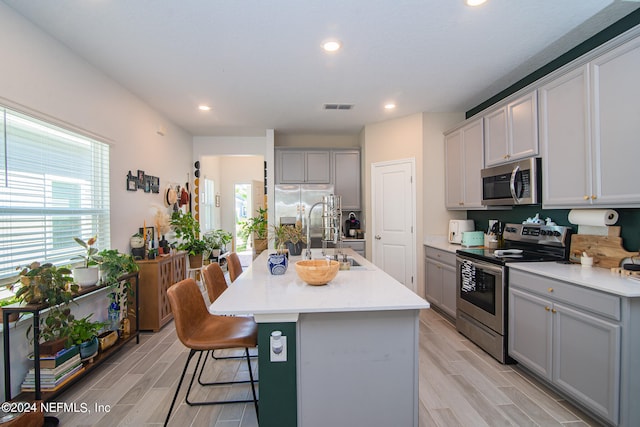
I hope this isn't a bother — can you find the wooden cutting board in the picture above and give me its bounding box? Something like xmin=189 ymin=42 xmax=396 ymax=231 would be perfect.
xmin=570 ymin=234 xmax=639 ymax=268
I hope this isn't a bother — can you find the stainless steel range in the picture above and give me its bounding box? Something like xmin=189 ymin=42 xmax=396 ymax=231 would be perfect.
xmin=455 ymin=223 xmax=572 ymax=363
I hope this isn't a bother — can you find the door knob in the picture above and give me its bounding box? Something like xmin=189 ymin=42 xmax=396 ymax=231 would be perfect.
xmin=375 ymin=235 xmax=381 ymax=240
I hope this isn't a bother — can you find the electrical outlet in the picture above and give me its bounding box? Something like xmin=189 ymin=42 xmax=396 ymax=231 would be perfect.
xmin=270 ymin=334 xmax=287 ymax=362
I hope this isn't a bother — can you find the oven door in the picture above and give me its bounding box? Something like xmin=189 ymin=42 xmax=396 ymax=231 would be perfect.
xmin=456 ymin=255 xmax=505 ymax=335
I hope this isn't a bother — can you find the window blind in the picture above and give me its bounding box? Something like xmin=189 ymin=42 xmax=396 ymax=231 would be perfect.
xmin=0 ymin=107 xmax=110 ymax=283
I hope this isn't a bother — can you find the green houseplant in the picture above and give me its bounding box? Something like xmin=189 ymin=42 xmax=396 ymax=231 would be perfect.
xmin=68 ymin=314 xmax=107 ymax=359
xmin=283 ymin=223 xmax=307 ymax=256
xmin=241 ymin=207 xmax=268 ymax=258
xmin=72 ymin=235 xmax=103 ymax=287
xmin=203 ymin=229 xmax=233 ymax=258
xmin=14 ymin=262 xmax=79 ymax=352
xmin=170 ymin=211 xmax=208 ymax=268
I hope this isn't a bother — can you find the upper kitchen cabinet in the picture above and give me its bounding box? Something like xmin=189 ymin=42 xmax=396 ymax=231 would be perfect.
xmin=276 ymin=149 xmax=331 ymax=184
xmin=541 ymin=35 xmax=640 ymax=208
xmin=484 ymin=91 xmax=538 ymax=167
xmin=332 ymin=150 xmax=361 ymax=210
xmin=445 ymin=118 xmax=485 ymax=210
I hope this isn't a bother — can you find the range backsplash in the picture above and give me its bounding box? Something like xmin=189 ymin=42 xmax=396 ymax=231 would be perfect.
xmin=467 ymin=206 xmax=640 ymax=252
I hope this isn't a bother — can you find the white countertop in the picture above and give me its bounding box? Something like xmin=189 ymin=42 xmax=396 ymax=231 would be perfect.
xmin=510 ymin=262 xmax=640 ymax=297
xmin=209 ymin=248 xmax=429 ymax=318
xmin=423 ymin=235 xmax=462 ymax=253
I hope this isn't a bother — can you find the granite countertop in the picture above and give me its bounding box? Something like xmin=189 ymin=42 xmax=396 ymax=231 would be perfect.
xmin=510 ymin=262 xmax=640 ymax=298
xmin=209 ymin=248 xmax=429 ymax=318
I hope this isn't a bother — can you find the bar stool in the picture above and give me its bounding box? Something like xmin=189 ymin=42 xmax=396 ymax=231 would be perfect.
xmin=201 ymin=262 xmax=228 ymax=304
xmin=164 ymin=278 xmax=258 ymax=426
xmin=227 ymin=252 xmax=243 ymax=283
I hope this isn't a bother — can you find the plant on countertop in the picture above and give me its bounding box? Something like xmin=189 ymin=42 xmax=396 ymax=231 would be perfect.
xmin=283 ymin=223 xmax=307 ymax=245
xmin=270 ymin=225 xmax=289 ymax=253
xmin=170 ymin=211 xmax=208 ymax=257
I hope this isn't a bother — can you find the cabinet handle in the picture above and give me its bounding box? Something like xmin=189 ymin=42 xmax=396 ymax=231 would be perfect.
xmin=591 ymin=195 xmax=597 ymax=200
xmin=503 ymin=155 xmax=508 ymax=159
xmin=548 ymin=287 xmax=554 ymax=293
xmin=459 ymin=202 xmax=464 ymax=206
xmin=583 ymin=195 xmax=589 ymax=200
xmin=545 ymin=306 xmax=550 ymax=311
xmin=552 ymin=308 xmax=557 ymax=314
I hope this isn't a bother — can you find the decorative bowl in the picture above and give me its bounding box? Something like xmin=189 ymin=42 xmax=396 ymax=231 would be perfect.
xmin=295 ymin=260 xmax=339 ymax=286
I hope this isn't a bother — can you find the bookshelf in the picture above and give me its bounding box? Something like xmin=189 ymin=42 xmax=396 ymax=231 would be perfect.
xmin=2 ymin=272 xmax=139 ymax=401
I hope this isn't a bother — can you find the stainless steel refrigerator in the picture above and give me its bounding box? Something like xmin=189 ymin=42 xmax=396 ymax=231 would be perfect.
xmin=274 ymin=184 xmax=335 ymax=246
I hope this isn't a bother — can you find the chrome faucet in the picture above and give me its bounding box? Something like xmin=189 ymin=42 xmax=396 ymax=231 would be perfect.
xmin=304 ymin=195 xmax=342 ymax=260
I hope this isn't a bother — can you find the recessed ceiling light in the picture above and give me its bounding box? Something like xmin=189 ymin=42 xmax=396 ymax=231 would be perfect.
xmin=198 ymin=105 xmax=211 ymax=111
xmin=465 ymin=0 xmax=487 ymax=6
xmin=384 ymin=103 xmax=396 ymax=110
xmin=322 ymin=40 xmax=342 ymax=52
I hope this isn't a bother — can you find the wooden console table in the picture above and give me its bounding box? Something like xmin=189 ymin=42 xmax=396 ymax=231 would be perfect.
xmin=135 ymin=252 xmax=186 ymax=331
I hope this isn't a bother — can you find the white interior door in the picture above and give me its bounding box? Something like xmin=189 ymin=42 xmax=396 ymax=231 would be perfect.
xmin=372 ymin=159 xmax=416 ymax=291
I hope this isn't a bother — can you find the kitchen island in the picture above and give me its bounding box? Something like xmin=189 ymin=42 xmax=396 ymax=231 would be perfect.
xmin=209 ymin=249 xmax=429 ymax=427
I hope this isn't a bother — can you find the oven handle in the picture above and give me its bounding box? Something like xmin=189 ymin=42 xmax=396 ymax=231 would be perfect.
xmin=456 ymin=255 xmax=504 ymax=275
xmin=509 ymin=165 xmax=521 ymax=203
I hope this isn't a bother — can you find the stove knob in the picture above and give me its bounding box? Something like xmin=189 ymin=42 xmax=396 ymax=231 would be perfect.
xmin=553 ymin=231 xmax=561 ymax=237
xmin=540 ymin=230 xmax=548 ymax=236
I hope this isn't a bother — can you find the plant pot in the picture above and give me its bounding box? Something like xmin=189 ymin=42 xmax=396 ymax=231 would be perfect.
xmin=253 ymin=238 xmax=268 ymax=259
xmin=188 ymin=254 xmax=203 ymax=269
xmin=97 ymin=330 xmax=118 ymax=352
xmin=0 ymin=308 xmax=19 ymax=323
xmin=286 ymin=241 xmax=303 ymax=256
xmin=210 ymin=248 xmax=221 ymax=259
xmin=80 ymin=336 xmax=99 ymax=360
xmin=73 ymin=266 xmax=99 ymax=287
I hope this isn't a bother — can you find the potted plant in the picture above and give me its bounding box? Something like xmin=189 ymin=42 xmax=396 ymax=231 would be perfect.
xmin=283 ymin=223 xmax=307 ymax=256
xmin=241 ymin=207 xmax=268 ymax=259
xmin=98 ymin=249 xmax=139 ymax=331
xmin=270 ymin=225 xmax=289 ymax=255
xmin=72 ymin=235 xmax=103 ymax=287
xmin=68 ymin=314 xmax=107 ymax=360
xmin=14 ymin=262 xmax=79 ymax=353
xmin=170 ymin=211 xmax=208 ymax=268
xmin=203 ymin=229 xmax=233 ymax=259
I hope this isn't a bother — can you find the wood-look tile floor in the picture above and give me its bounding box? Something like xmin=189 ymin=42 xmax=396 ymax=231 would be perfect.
xmin=51 ymin=309 xmax=602 ymax=426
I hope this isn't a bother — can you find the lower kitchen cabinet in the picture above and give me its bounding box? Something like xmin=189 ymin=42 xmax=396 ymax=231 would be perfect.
xmin=424 ymin=246 xmax=456 ymax=319
xmin=136 ymin=252 xmax=187 ymax=331
xmin=509 ymin=269 xmax=624 ymax=425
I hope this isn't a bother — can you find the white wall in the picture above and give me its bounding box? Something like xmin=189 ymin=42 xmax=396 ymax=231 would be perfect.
xmin=0 ymin=4 xmax=193 ymax=399
xmin=0 ymin=4 xmax=193 ymax=252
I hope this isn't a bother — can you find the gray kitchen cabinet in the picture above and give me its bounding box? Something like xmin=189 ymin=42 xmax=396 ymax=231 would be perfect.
xmin=444 ymin=118 xmax=485 ymax=210
xmin=541 ymin=34 xmax=640 ymax=208
xmin=509 ymin=269 xmax=622 ymax=425
xmin=424 ymin=246 xmax=456 ymax=319
xmin=276 ymin=149 xmax=331 ymax=184
xmin=332 ymin=150 xmax=361 ymax=210
xmin=484 ymin=90 xmax=538 ymax=167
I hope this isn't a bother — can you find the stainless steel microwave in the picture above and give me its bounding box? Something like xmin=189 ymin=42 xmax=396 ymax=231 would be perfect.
xmin=481 ymin=158 xmax=541 ymax=206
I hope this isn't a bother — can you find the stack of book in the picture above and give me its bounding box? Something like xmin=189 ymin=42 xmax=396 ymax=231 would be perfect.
xmin=22 ymin=345 xmax=84 ymax=392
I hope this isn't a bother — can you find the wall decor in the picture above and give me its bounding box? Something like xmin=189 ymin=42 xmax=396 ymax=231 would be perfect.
xmin=126 ymin=171 xmax=137 ymax=191
xmin=137 ymin=170 xmax=145 ymax=188
xmin=139 ymin=226 xmax=154 ymax=244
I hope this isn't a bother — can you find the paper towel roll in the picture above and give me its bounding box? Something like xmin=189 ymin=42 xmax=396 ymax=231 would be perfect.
xmin=568 ymin=209 xmax=619 ymax=226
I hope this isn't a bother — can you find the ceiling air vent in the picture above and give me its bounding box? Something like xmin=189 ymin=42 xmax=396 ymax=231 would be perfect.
xmin=323 ymin=103 xmax=354 ymax=110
